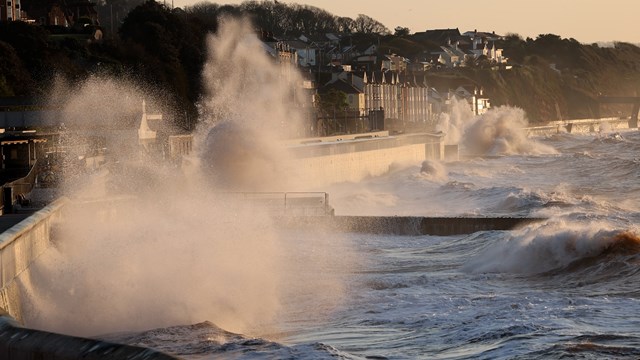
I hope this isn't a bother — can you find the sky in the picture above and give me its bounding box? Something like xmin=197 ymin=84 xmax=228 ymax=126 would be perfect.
xmin=172 ymin=0 xmax=640 ymax=44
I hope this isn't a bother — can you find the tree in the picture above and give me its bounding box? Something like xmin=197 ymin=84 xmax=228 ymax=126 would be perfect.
xmin=353 ymin=14 xmax=389 ymax=35
xmin=0 ymin=40 xmax=35 ymax=96
xmin=316 ymin=89 xmax=348 ymax=116
xmin=316 ymin=89 xmax=348 ymax=135
xmin=394 ymin=26 xmax=410 ymax=37
xmin=119 ymin=0 xmax=206 ymax=128
xmin=95 ymin=0 xmax=147 ymax=37
xmin=336 ymin=17 xmax=356 ymax=33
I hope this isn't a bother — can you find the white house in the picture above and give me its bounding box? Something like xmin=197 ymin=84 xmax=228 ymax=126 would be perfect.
xmin=449 ymin=86 xmax=491 ymax=115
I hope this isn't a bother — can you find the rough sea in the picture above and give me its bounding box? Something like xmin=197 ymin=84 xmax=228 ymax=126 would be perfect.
xmin=92 ymin=129 xmax=640 ymax=359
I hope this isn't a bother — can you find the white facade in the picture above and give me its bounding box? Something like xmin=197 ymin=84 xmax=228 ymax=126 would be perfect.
xmin=363 ymin=72 xmax=430 ymax=123
xmin=1 ymin=0 xmax=21 ymax=21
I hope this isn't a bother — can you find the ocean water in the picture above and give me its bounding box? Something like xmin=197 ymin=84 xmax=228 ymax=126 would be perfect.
xmin=100 ymin=130 xmax=640 ymax=359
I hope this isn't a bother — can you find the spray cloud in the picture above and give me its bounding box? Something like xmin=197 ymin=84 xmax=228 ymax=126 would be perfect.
xmin=22 ymin=17 xmax=354 ymax=338
xmin=437 ymin=99 xmax=557 ymax=156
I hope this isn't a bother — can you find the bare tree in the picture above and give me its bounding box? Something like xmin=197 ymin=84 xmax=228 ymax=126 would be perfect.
xmin=336 ymin=17 xmax=356 ymax=33
xmin=353 ymin=14 xmax=389 ymax=35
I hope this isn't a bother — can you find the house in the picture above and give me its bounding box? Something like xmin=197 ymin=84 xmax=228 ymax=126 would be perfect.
xmin=328 ymin=44 xmax=358 ymax=65
xmin=428 ymin=87 xmax=445 ymax=117
xmin=381 ymin=54 xmax=409 ymax=72
xmin=408 ymin=62 xmax=431 ymax=72
xmin=282 ymin=39 xmax=317 ymax=67
xmin=0 ymin=0 xmax=23 ymax=21
xmin=464 ymin=30 xmax=507 ymax=64
xmin=462 ymin=30 xmax=503 ymax=42
xmin=448 ymin=85 xmax=491 ymax=115
xmin=348 ymin=70 xmax=431 ymax=124
xmin=263 ymin=41 xmax=298 ymax=67
xmin=320 ymin=78 xmax=365 ymax=115
xmin=22 ymin=0 xmax=99 ymax=27
xmin=436 ymin=45 xmax=464 ymax=67
xmin=319 ymin=67 xmax=432 ymax=133
xmin=413 ymin=28 xmax=462 ymax=45
xmin=299 ymin=33 xmax=340 ymax=48
xmin=421 ymin=29 xmax=508 ymax=68
xmin=355 ymin=43 xmax=378 ymax=56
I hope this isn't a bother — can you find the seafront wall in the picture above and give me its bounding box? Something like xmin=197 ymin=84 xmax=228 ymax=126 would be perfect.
xmin=0 ymin=198 xmax=179 ymax=359
xmin=286 ymin=132 xmax=445 ymax=188
xmin=0 ymin=198 xmax=68 ymax=323
xmin=0 ymin=314 xmax=177 ymax=360
xmin=0 ymin=132 xmax=443 ymax=320
xmin=525 ymin=117 xmax=632 ymax=136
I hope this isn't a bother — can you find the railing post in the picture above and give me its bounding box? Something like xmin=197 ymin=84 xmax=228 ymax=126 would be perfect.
xmin=2 ymin=187 xmax=12 ymax=214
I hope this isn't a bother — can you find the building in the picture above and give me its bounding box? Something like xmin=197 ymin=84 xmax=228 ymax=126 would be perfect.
xmin=281 ymin=39 xmax=317 ymax=67
xmin=321 ymin=69 xmax=431 ymax=133
xmin=319 ymin=77 xmax=365 ymax=115
xmin=453 ymin=85 xmax=491 ymax=116
xmin=421 ymin=29 xmax=507 ymax=68
xmin=0 ymin=0 xmax=23 ymax=21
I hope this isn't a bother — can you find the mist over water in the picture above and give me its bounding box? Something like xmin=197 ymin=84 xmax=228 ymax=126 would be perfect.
xmin=21 ymin=17 xmax=355 ymax=339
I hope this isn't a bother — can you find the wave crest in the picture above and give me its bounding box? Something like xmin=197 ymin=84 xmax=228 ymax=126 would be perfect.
xmin=464 ymin=221 xmax=640 ymax=274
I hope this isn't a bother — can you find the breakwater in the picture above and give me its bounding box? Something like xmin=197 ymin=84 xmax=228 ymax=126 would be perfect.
xmin=525 ymin=117 xmax=632 ymax=136
xmin=0 ymin=314 xmax=176 ymax=360
xmin=281 ymin=216 xmax=545 ymax=236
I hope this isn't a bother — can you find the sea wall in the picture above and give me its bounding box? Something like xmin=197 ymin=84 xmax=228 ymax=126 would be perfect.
xmin=280 ymin=216 xmax=545 ymax=236
xmin=0 ymin=198 xmax=68 ymax=323
xmin=0 ymin=198 xmax=178 ymax=359
xmin=286 ymin=132 xmax=445 ymax=188
xmin=526 ymin=117 xmax=632 ymax=136
xmin=0 ymin=314 xmax=177 ymax=360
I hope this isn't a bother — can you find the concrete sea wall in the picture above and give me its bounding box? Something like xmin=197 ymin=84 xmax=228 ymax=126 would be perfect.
xmin=0 ymin=198 xmax=178 ymax=359
xmin=0 ymin=198 xmax=68 ymax=323
xmin=281 ymin=216 xmax=545 ymax=236
xmin=286 ymin=132 xmax=445 ymax=188
xmin=526 ymin=117 xmax=633 ymax=136
xmin=0 ymin=314 xmax=176 ymax=360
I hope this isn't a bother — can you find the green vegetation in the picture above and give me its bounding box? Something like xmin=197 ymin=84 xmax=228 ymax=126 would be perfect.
xmin=1 ymin=0 xmax=639 ymax=125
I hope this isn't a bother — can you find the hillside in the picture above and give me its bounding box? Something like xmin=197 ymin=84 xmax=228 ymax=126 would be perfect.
xmin=467 ymin=35 xmax=640 ymax=123
xmin=1 ymin=1 xmax=640 ymax=125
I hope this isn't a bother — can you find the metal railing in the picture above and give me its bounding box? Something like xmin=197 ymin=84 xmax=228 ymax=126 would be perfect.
xmin=229 ymin=192 xmax=334 ymax=216
xmin=1 ymin=161 xmax=39 ymax=213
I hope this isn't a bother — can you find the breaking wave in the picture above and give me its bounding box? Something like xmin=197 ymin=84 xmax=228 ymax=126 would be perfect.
xmin=463 ymin=220 xmax=640 ymax=275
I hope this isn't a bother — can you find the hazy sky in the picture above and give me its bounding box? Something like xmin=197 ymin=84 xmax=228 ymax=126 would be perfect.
xmin=172 ymin=0 xmax=640 ymax=44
